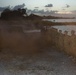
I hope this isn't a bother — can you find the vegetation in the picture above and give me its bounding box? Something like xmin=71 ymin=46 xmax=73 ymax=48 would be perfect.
xmin=1 ymin=8 xmax=27 ymax=20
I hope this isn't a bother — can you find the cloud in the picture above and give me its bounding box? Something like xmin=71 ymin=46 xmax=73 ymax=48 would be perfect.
xmin=0 ymin=6 xmax=10 ymax=11
xmin=45 ymin=4 xmax=53 ymax=7
xmin=71 ymin=10 xmax=76 ymax=14
xmin=27 ymin=9 xmax=57 ymax=15
xmin=62 ymin=9 xmax=65 ymax=10
xmin=35 ymin=7 xmax=39 ymax=8
xmin=13 ymin=3 xmax=25 ymax=10
xmin=62 ymin=4 xmax=70 ymax=10
xmin=66 ymin=4 xmax=70 ymax=8
xmin=0 ymin=7 xmax=6 ymax=11
xmin=0 ymin=4 xmax=26 ymax=11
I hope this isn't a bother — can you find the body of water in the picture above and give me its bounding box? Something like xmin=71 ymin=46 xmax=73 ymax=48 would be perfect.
xmin=43 ymin=19 xmax=76 ymax=22
xmin=52 ymin=25 xmax=76 ymax=35
xmin=43 ymin=18 xmax=76 ymax=35
xmin=23 ymin=30 xmax=41 ymax=33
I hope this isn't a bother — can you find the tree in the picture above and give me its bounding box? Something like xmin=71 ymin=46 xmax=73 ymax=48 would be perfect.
xmin=22 ymin=9 xmax=27 ymax=15
xmin=1 ymin=8 xmax=11 ymax=19
xmin=1 ymin=8 xmax=27 ymax=19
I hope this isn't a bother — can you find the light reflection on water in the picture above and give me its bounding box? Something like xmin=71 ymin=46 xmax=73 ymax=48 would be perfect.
xmin=24 ymin=30 xmax=41 ymax=33
xmin=23 ymin=25 xmax=76 ymax=35
xmin=52 ymin=25 xmax=76 ymax=35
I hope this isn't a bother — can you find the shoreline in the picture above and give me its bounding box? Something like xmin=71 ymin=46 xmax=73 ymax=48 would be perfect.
xmin=0 ymin=19 xmax=76 ymax=27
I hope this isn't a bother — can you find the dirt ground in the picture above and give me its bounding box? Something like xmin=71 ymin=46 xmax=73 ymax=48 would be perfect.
xmin=0 ymin=48 xmax=76 ymax=75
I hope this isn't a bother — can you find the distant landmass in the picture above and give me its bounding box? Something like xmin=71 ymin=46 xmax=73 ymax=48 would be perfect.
xmin=0 ymin=8 xmax=75 ymax=20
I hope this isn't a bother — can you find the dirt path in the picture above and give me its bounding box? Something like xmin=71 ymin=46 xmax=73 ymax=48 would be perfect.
xmin=0 ymin=49 xmax=76 ymax=75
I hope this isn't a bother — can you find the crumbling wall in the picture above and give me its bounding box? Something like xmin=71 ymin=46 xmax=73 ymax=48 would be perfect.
xmin=47 ymin=28 xmax=76 ymax=57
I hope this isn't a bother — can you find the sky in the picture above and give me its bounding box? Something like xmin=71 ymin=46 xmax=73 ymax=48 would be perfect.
xmin=0 ymin=0 xmax=76 ymax=14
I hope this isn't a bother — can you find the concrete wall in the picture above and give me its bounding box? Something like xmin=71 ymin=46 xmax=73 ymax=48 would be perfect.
xmin=46 ymin=28 xmax=76 ymax=57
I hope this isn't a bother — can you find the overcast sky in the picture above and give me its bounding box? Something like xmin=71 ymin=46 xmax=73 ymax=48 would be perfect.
xmin=0 ymin=0 xmax=76 ymax=14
